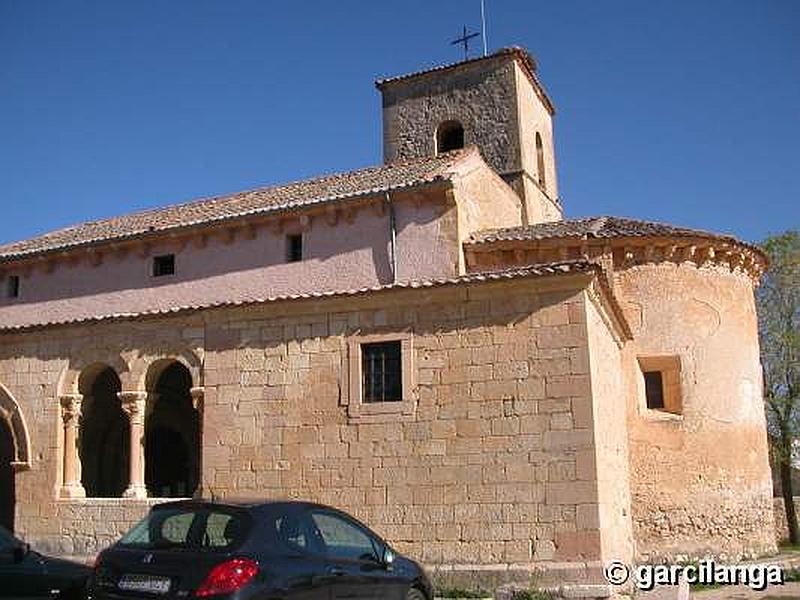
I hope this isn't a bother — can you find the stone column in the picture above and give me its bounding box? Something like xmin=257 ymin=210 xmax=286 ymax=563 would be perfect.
xmin=59 ymin=394 xmax=86 ymax=498
xmin=119 ymin=391 xmax=148 ymax=499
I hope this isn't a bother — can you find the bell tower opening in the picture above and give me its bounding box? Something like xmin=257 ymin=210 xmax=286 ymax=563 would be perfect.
xmin=536 ymin=131 xmax=546 ymax=189
xmin=436 ymin=120 xmax=465 ymax=154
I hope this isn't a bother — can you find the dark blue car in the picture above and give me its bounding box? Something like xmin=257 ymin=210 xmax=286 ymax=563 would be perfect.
xmin=0 ymin=525 xmax=90 ymax=599
xmin=88 ymin=500 xmax=432 ymax=600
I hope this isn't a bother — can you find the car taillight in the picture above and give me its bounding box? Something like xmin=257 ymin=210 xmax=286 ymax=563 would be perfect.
xmin=195 ymin=558 xmax=259 ymax=597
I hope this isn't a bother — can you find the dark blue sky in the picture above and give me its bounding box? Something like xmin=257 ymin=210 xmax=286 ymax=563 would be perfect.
xmin=1 ymin=1 xmax=798 ymax=246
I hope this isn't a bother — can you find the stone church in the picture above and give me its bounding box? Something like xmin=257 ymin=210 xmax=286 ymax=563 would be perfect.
xmin=0 ymin=47 xmax=776 ymax=592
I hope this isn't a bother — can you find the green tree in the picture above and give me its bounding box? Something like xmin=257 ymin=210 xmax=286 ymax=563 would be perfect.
xmin=758 ymin=231 xmax=800 ymax=544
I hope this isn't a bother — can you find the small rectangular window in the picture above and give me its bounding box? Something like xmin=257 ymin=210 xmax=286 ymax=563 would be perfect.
xmin=362 ymin=341 xmax=402 ymax=403
xmin=6 ymin=275 xmax=19 ymax=299
xmin=152 ymin=254 xmax=175 ymax=277
xmin=638 ymin=356 xmax=682 ymax=415
xmin=286 ymin=234 xmax=303 ymax=263
xmin=643 ymin=371 xmax=665 ymax=410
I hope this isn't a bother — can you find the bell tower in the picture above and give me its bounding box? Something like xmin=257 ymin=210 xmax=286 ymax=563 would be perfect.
xmin=376 ymin=47 xmax=562 ymax=224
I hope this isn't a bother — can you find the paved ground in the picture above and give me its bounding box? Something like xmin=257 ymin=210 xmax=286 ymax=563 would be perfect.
xmin=695 ymin=583 xmax=800 ymax=599
xmin=637 ymin=583 xmax=800 ymax=600
xmin=636 ymin=558 xmax=800 ymax=600
xmin=629 ymin=550 xmax=800 ymax=600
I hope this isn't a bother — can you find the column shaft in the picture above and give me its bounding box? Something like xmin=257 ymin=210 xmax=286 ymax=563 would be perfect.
xmin=119 ymin=391 xmax=148 ymax=498
xmin=59 ymin=395 xmax=86 ymax=498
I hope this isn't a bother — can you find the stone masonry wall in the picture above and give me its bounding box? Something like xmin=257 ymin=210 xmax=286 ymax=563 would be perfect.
xmin=381 ymin=56 xmax=520 ymax=177
xmin=0 ymin=275 xmax=612 ymax=578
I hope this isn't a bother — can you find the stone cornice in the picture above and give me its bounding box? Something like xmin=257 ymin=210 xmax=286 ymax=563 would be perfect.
xmin=465 ymin=234 xmax=766 ymax=284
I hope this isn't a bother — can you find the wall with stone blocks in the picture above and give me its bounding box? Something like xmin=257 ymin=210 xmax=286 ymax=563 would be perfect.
xmin=0 ymin=274 xmax=619 ymax=572
xmin=199 ymin=277 xmax=604 ymax=568
xmin=381 ymin=56 xmax=520 ymax=176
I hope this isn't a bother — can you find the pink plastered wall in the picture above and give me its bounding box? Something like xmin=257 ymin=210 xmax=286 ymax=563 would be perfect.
xmin=0 ymin=196 xmax=457 ymax=329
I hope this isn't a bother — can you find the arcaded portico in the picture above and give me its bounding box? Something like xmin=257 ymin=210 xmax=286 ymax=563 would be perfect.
xmin=56 ymin=353 xmax=204 ymax=502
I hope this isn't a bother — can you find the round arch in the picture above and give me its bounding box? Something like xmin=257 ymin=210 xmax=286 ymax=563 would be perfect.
xmin=0 ymin=382 xmax=32 ymax=470
xmin=0 ymin=383 xmax=30 ymax=534
xmin=78 ymin=365 xmax=129 ymax=497
xmin=143 ymin=359 xmax=201 ymax=498
xmin=58 ymin=352 xmax=130 ymax=398
xmin=132 ymin=351 xmax=203 ymax=394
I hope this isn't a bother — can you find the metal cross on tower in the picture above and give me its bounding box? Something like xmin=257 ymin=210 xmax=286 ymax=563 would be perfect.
xmin=451 ymin=25 xmax=480 ymax=61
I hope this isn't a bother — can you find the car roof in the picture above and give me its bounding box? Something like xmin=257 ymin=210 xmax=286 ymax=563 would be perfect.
xmin=151 ymin=498 xmax=336 ymax=513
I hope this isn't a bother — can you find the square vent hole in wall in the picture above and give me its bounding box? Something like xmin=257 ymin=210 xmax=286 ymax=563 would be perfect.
xmin=6 ymin=275 xmax=19 ymax=299
xmin=152 ymin=254 xmax=176 ymax=277
xmin=638 ymin=355 xmax=683 ymax=415
xmin=286 ymin=234 xmax=303 ymax=263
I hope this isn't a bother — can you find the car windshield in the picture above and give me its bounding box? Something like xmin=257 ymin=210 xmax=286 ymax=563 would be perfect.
xmin=118 ymin=507 xmax=249 ymax=552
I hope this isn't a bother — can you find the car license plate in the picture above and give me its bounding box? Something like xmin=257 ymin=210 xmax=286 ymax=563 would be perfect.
xmin=118 ymin=573 xmax=172 ymax=594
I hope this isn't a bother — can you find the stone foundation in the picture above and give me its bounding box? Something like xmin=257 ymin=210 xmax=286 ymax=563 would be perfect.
xmin=26 ymin=498 xmax=165 ymax=558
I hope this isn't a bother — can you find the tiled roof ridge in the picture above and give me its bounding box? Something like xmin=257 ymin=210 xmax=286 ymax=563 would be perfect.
xmin=375 ymin=46 xmax=555 ymax=115
xmin=0 ymin=260 xmax=597 ymax=333
xmin=0 ymin=147 xmax=477 ymax=262
xmin=135 ymin=144 xmax=475 ymax=219
xmin=467 ymin=215 xmax=757 ymax=249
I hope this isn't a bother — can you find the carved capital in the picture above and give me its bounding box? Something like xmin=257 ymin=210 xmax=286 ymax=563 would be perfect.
xmin=59 ymin=394 xmax=83 ymax=425
xmin=118 ymin=391 xmax=147 ymax=425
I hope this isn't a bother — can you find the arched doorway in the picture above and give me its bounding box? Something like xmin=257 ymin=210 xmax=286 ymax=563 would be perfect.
xmin=0 ymin=416 xmax=15 ymax=532
xmin=0 ymin=384 xmax=31 ymax=533
xmin=79 ymin=366 xmax=129 ymax=497
xmin=145 ymin=362 xmax=199 ymax=498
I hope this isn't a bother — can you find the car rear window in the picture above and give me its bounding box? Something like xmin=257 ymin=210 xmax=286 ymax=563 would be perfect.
xmin=118 ymin=507 xmax=249 ymax=552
